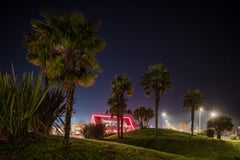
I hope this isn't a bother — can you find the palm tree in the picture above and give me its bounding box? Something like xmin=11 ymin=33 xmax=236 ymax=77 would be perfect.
xmin=23 ymin=13 xmax=56 ymax=87
xmin=143 ymin=107 xmax=154 ymax=128
xmin=139 ymin=64 xmax=172 ymax=138
xmin=183 ymin=89 xmax=205 ymax=135
xmin=107 ymin=74 xmax=133 ymax=138
xmin=133 ymin=105 xmax=154 ymax=129
xmin=23 ymin=11 xmax=105 ymax=144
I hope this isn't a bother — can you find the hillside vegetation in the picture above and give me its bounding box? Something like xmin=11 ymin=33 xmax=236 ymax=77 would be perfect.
xmin=0 ymin=128 xmax=239 ymax=160
xmin=106 ymin=128 xmax=240 ymax=160
xmin=0 ymin=136 xmax=193 ymax=160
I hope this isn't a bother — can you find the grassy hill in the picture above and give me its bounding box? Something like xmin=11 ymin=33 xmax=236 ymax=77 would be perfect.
xmin=105 ymin=128 xmax=240 ymax=160
xmin=0 ymin=128 xmax=239 ymax=160
xmin=0 ymin=136 xmax=193 ymax=160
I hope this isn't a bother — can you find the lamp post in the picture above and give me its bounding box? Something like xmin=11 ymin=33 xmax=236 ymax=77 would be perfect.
xmin=199 ymin=108 xmax=203 ymax=133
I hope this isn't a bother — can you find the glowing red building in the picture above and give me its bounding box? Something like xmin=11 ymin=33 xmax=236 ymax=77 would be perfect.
xmin=91 ymin=114 xmax=137 ymax=133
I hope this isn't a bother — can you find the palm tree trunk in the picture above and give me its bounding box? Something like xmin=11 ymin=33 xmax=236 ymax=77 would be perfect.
xmin=140 ymin=117 xmax=143 ymax=129
xmin=64 ymin=84 xmax=75 ymax=144
xmin=117 ymin=116 xmax=120 ymax=138
xmin=120 ymin=115 xmax=123 ymax=138
xmin=155 ymin=92 xmax=160 ymax=139
xmin=191 ymin=107 xmax=194 ymax=135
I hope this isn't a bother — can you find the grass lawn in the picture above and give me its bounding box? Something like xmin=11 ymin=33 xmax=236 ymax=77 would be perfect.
xmin=105 ymin=128 xmax=240 ymax=160
xmin=0 ymin=129 xmax=239 ymax=160
xmin=0 ymin=136 xmax=194 ymax=160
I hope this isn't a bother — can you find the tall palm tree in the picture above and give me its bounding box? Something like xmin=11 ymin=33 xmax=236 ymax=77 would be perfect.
xmin=183 ymin=89 xmax=205 ymax=135
xmin=23 ymin=14 xmax=56 ymax=87
xmin=107 ymin=74 xmax=133 ymax=138
xmin=23 ymin=11 xmax=105 ymax=144
xmin=139 ymin=64 xmax=172 ymax=138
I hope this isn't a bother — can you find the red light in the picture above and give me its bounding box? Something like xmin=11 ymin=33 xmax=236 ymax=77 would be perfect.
xmin=91 ymin=114 xmax=135 ymax=133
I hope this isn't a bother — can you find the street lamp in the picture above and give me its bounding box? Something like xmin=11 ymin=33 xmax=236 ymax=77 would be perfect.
xmin=162 ymin=112 xmax=166 ymax=117
xmin=211 ymin=111 xmax=216 ymax=118
xmin=165 ymin=119 xmax=169 ymax=128
xmin=199 ymin=108 xmax=203 ymax=133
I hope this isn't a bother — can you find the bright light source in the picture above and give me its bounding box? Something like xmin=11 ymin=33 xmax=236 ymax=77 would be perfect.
xmin=211 ymin=112 xmax=216 ymax=117
xmin=162 ymin=112 xmax=166 ymax=117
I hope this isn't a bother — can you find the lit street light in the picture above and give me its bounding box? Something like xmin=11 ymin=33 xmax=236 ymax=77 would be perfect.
xmin=162 ymin=112 xmax=166 ymax=117
xmin=161 ymin=112 xmax=167 ymax=128
xmin=211 ymin=111 xmax=216 ymax=118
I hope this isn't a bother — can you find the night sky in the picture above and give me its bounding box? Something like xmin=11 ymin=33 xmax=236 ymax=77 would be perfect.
xmin=0 ymin=1 xmax=239 ymax=129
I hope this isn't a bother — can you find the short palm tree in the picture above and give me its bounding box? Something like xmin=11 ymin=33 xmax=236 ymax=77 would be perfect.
xmin=133 ymin=105 xmax=154 ymax=129
xmin=139 ymin=64 xmax=172 ymax=138
xmin=23 ymin=11 xmax=105 ymax=144
xmin=107 ymin=74 xmax=133 ymax=138
xmin=183 ymin=89 xmax=205 ymax=135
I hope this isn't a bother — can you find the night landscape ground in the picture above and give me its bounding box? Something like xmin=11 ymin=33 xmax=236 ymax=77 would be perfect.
xmin=1 ymin=129 xmax=240 ymax=160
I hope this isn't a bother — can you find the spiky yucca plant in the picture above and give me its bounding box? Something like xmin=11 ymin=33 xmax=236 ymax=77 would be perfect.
xmin=0 ymin=68 xmax=48 ymax=142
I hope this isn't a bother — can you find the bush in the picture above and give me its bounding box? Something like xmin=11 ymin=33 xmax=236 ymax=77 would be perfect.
xmin=229 ymin=134 xmax=238 ymax=140
xmin=82 ymin=123 xmax=105 ymax=139
xmin=206 ymin=128 xmax=215 ymax=138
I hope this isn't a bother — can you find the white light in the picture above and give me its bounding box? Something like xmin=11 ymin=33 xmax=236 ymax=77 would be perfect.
xmin=162 ymin=112 xmax=166 ymax=117
xmin=211 ymin=112 xmax=216 ymax=117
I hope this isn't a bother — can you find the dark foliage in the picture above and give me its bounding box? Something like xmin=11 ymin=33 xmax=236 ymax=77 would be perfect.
xmin=82 ymin=123 xmax=105 ymax=139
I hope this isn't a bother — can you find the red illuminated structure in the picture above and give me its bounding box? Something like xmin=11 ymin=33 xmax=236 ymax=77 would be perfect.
xmin=91 ymin=114 xmax=137 ymax=133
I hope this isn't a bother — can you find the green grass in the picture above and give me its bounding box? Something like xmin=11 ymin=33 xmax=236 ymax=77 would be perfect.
xmin=0 ymin=136 xmax=194 ymax=160
xmin=105 ymin=128 xmax=240 ymax=160
xmin=1 ymin=129 xmax=239 ymax=160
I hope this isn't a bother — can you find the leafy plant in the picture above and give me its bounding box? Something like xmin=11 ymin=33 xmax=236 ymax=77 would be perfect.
xmin=207 ymin=115 xmax=233 ymax=139
xmin=205 ymin=128 xmax=215 ymax=138
xmin=133 ymin=105 xmax=154 ymax=129
xmin=229 ymin=134 xmax=238 ymax=140
xmin=82 ymin=123 xmax=105 ymax=139
xmin=0 ymin=68 xmax=48 ymax=142
xmin=31 ymin=88 xmax=66 ymax=135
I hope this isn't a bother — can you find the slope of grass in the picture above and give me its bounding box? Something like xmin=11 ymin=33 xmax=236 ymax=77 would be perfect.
xmin=105 ymin=128 xmax=240 ymax=160
xmin=0 ymin=136 xmax=194 ymax=160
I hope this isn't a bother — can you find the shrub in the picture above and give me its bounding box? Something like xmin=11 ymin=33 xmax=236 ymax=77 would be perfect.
xmin=82 ymin=123 xmax=105 ymax=139
xmin=229 ymin=134 xmax=238 ymax=140
xmin=206 ymin=128 xmax=215 ymax=138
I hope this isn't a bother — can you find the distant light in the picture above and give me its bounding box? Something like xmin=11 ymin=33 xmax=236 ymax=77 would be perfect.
xmin=162 ymin=112 xmax=166 ymax=117
xmin=199 ymin=107 xmax=203 ymax=111
xmin=211 ymin=112 xmax=216 ymax=117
